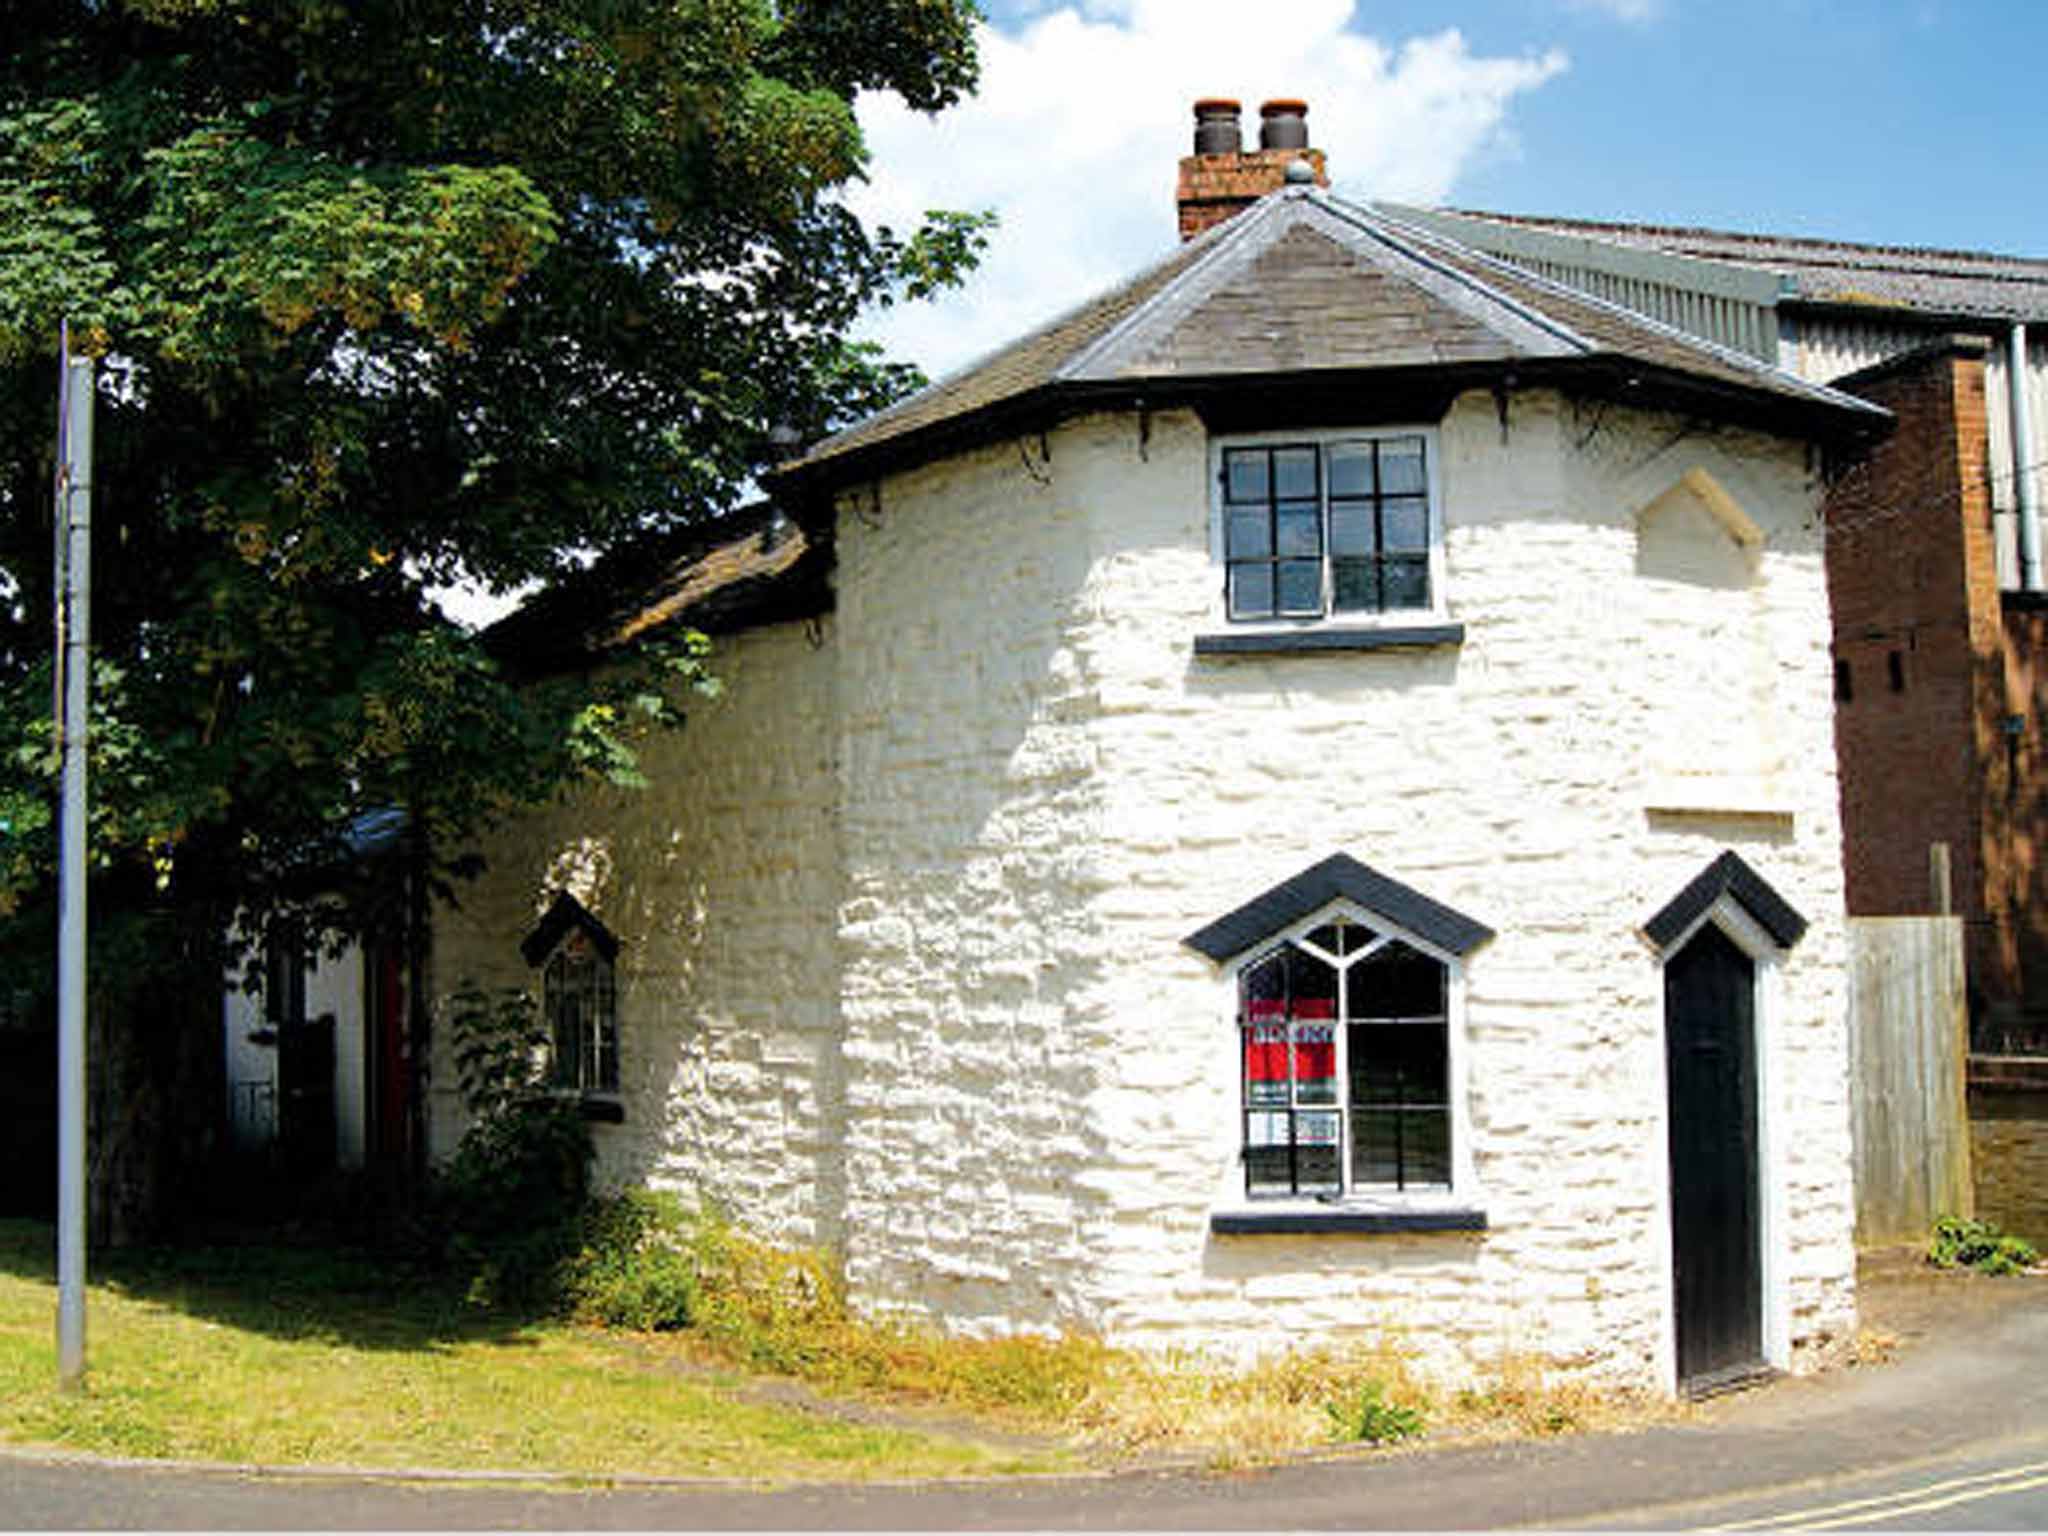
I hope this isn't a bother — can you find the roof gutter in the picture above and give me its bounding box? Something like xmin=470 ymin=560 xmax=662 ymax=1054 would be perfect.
xmin=771 ymin=359 xmax=1890 ymax=502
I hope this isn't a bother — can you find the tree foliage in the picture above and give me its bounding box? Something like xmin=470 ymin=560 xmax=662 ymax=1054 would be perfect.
xmin=0 ymin=0 xmax=987 ymax=986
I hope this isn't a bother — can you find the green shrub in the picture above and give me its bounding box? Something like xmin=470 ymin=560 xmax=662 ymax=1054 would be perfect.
xmin=1323 ymin=1379 xmax=1426 ymax=1444
xmin=1928 ymin=1215 xmax=2039 ymax=1276
xmin=433 ymin=986 xmax=594 ymax=1307
xmin=564 ymin=1190 xmax=699 ymax=1331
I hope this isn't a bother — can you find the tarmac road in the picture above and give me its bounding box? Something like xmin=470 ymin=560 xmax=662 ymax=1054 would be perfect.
xmin=2 ymin=1258 xmax=2044 ymax=1530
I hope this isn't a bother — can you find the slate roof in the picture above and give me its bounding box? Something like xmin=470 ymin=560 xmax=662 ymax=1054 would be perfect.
xmin=778 ymin=186 xmax=1887 ymax=491
xmin=1441 ymin=208 xmax=2048 ymax=323
xmin=1184 ymin=852 xmax=1494 ymax=963
xmin=483 ymin=501 xmax=830 ymax=675
xmin=1642 ymin=851 xmax=1809 ymax=955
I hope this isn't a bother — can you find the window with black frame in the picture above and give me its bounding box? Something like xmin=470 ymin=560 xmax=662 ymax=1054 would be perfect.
xmin=1221 ymin=435 xmax=1433 ymax=622
xmin=1240 ymin=918 xmax=1450 ymax=1198
xmin=545 ymin=930 xmax=617 ymax=1094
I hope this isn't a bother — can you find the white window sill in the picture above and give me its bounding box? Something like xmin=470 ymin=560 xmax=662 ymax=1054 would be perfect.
xmin=1209 ymin=1196 xmax=1487 ymax=1236
xmin=1194 ymin=620 xmax=1464 ymax=657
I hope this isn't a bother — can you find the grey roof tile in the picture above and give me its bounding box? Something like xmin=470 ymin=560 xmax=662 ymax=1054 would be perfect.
xmin=780 ymin=188 xmax=1884 ymax=489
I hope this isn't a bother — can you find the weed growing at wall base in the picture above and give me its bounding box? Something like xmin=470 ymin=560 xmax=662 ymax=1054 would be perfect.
xmin=557 ymin=1197 xmax=1668 ymax=1464
xmin=1928 ymin=1215 xmax=2040 ymax=1276
xmin=1324 ymin=1380 xmax=1426 ymax=1444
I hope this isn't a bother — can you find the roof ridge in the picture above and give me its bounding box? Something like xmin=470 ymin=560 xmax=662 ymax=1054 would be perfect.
xmin=1052 ymin=193 xmax=1301 ymax=383
xmin=801 ymin=206 xmax=1242 ymax=462
xmin=1369 ymin=200 xmax=1887 ymax=416
xmin=1308 ymin=193 xmax=1594 ymax=355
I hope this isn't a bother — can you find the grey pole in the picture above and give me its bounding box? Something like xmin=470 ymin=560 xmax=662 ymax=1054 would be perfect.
xmin=54 ymin=323 xmax=92 ymax=1390
xmin=2011 ymin=324 xmax=2042 ymax=592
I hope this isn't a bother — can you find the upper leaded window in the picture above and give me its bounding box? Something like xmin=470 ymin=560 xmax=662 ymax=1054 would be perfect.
xmin=1240 ymin=917 xmax=1450 ymax=1198
xmin=546 ymin=930 xmax=618 ymax=1094
xmin=1222 ymin=435 xmax=1433 ymax=622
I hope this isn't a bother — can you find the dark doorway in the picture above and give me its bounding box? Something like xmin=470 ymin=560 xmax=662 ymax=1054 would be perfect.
xmin=1664 ymin=920 xmax=1764 ymax=1392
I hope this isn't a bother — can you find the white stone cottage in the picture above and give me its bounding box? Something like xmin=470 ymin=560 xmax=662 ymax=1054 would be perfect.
xmin=436 ymin=140 xmax=1891 ymax=1395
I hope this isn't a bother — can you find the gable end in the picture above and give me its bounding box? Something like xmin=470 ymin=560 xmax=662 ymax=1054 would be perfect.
xmin=520 ymin=890 xmax=622 ymax=968
xmin=1185 ymin=852 xmax=1493 ymax=962
xmin=1643 ymin=850 xmax=1809 ymax=954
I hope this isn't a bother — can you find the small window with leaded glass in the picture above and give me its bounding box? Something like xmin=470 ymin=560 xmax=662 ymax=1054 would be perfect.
xmin=521 ymin=890 xmax=622 ymax=1099
xmin=1218 ymin=432 xmax=1437 ymax=623
xmin=1239 ymin=916 xmax=1452 ymax=1198
xmin=545 ymin=930 xmax=618 ymax=1094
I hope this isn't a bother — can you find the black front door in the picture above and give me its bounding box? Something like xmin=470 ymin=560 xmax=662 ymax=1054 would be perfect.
xmin=1664 ymin=921 xmax=1763 ymax=1391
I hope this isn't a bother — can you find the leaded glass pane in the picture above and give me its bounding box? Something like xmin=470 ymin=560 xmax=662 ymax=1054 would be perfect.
xmin=1275 ymin=501 xmax=1321 ymax=557
xmin=547 ymin=955 xmax=581 ymax=1088
xmin=1327 ymin=441 xmax=1376 ymax=498
xmin=545 ymin=944 xmax=619 ymax=1093
xmin=1329 ymin=502 xmax=1374 ymax=557
xmin=1273 ymin=445 xmax=1319 ymax=499
xmin=1350 ymin=1020 xmax=1448 ymax=1105
xmin=1380 ymin=437 xmax=1427 ymax=494
xmin=1225 ymin=450 xmax=1268 ymax=503
xmin=1244 ymin=1112 xmax=1293 ymax=1197
xmin=1226 ymin=509 xmax=1271 ymax=558
xmin=1276 ymin=559 xmax=1322 ymax=614
xmin=1296 ymin=1018 xmax=1338 ymax=1106
xmin=1398 ymin=1109 xmax=1452 ymax=1187
xmin=595 ymin=963 xmax=619 ymax=1091
xmin=1381 ymin=558 xmax=1430 ymax=611
xmin=1348 ymin=941 xmax=1446 ymax=1020
xmin=1296 ymin=1111 xmax=1341 ymax=1194
xmin=1332 ymin=559 xmax=1377 ymax=613
xmin=1292 ymin=951 xmax=1338 ymax=1106
xmin=1350 ymin=1108 xmax=1450 ymax=1189
xmin=1382 ymin=496 xmax=1429 ymax=552
xmin=1242 ymin=953 xmax=1289 ymax=1108
xmin=1228 ymin=563 xmax=1275 ymax=619
xmin=1350 ymin=1108 xmax=1403 ymax=1188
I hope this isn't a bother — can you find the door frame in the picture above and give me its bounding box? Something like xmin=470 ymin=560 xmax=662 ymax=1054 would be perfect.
xmin=1652 ymin=892 xmax=1789 ymax=1394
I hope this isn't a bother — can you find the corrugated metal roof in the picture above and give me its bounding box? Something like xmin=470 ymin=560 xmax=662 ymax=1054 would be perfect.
xmin=779 ymin=188 xmax=1885 ymax=489
xmin=1435 ymin=208 xmax=2048 ymax=322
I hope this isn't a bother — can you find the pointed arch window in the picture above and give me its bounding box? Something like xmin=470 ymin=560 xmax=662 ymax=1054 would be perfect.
xmin=1188 ymin=853 xmax=1492 ymax=1218
xmin=545 ymin=932 xmax=617 ymax=1094
xmin=1241 ymin=920 xmax=1451 ymax=1198
xmin=522 ymin=892 xmax=620 ymax=1097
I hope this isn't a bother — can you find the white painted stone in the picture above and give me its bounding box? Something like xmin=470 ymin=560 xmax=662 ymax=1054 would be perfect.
xmin=433 ymin=386 xmax=1857 ymax=1393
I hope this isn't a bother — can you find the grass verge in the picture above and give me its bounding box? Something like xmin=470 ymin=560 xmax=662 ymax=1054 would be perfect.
xmin=0 ymin=1205 xmax=1677 ymax=1479
xmin=0 ymin=1219 xmax=1052 ymax=1483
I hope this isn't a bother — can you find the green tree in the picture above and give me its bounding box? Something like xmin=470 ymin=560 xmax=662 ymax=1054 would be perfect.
xmin=0 ymin=0 xmax=988 ymax=1235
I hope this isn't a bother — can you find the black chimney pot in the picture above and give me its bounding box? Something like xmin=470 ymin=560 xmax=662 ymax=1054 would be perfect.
xmin=1192 ymin=98 xmax=1243 ymax=156
xmin=1259 ymin=99 xmax=1309 ymax=151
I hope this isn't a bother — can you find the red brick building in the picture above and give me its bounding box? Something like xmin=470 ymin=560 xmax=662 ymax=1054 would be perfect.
xmin=1387 ymin=207 xmax=2048 ymax=1045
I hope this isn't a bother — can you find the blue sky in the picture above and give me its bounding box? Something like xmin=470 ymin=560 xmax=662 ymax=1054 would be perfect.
xmin=850 ymin=0 xmax=2048 ymax=379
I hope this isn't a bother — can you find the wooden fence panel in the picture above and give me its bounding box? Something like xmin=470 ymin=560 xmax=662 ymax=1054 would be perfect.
xmin=1848 ymin=917 xmax=1972 ymax=1246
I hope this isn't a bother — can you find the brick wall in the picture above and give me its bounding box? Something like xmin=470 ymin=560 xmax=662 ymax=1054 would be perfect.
xmin=1823 ymin=340 xmax=2008 ymax=1008
xmin=1176 ymin=147 xmax=1327 ymax=242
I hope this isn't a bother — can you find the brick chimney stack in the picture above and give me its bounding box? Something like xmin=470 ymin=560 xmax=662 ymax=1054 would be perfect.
xmin=1176 ymin=98 xmax=1330 ymax=241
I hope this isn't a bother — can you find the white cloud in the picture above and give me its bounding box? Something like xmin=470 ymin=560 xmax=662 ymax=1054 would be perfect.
xmin=1564 ymin=0 xmax=1660 ymax=21
xmin=844 ymin=0 xmax=1567 ymax=381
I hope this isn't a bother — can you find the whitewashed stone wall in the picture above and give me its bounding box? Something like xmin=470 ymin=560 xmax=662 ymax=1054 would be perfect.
xmin=431 ymin=620 xmax=846 ymax=1246
xmin=830 ymin=391 xmax=1856 ymax=1389
xmin=435 ymin=383 xmax=1857 ymax=1393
